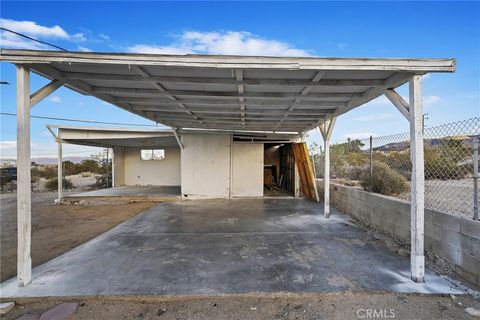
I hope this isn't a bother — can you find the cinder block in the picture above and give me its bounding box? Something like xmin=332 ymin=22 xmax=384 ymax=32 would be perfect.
xmin=394 ymin=200 xmax=410 ymax=215
xmin=433 ymin=211 xmax=460 ymax=232
xmin=456 ymin=252 xmax=480 ymax=278
xmin=425 ymin=235 xmax=434 ymax=251
xmin=455 ymin=265 xmax=479 ymax=286
xmin=472 ymin=238 xmax=480 ymax=258
xmin=430 ymin=238 xmax=460 ymax=265
xmin=427 ymin=224 xmax=473 ymax=254
xmin=394 ymin=211 xmax=411 ymax=231
xmin=379 ymin=220 xmax=395 ymax=235
xmin=460 ymin=218 xmax=480 ymax=240
xmin=393 ymin=225 xmax=410 ymax=241
xmin=424 ymin=209 xmax=434 ymax=226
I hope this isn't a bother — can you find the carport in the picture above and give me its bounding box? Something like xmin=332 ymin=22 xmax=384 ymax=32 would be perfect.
xmin=0 ymin=49 xmax=456 ymax=287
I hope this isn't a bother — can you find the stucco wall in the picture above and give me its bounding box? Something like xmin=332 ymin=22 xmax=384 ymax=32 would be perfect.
xmin=317 ymin=180 xmax=480 ymax=286
xmin=120 ymin=146 xmax=181 ymax=186
xmin=231 ymin=143 xmax=264 ymax=197
xmin=181 ymin=133 xmax=264 ymax=199
xmin=181 ymin=133 xmax=231 ymax=198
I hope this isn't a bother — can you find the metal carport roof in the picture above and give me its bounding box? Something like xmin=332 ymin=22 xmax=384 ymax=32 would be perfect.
xmin=0 ymin=49 xmax=455 ymax=133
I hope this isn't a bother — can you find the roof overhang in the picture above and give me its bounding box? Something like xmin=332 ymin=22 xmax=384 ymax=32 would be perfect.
xmin=2 ymin=49 xmax=456 ymax=133
xmin=47 ymin=125 xmax=301 ymax=148
xmin=48 ymin=125 xmax=178 ymax=148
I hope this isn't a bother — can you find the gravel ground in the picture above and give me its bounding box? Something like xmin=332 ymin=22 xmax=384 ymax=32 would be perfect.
xmin=0 ymin=192 xmax=158 ymax=281
xmin=3 ymin=293 xmax=480 ymax=320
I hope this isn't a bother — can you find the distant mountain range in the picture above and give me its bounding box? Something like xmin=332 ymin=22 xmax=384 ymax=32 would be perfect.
xmin=1 ymin=156 xmax=88 ymax=166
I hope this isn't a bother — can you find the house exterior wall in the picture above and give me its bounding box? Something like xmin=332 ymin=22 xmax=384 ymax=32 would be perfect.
xmin=316 ymin=180 xmax=480 ymax=287
xmin=121 ymin=146 xmax=181 ymax=186
xmin=231 ymin=143 xmax=264 ymax=197
xmin=181 ymin=133 xmax=264 ymax=199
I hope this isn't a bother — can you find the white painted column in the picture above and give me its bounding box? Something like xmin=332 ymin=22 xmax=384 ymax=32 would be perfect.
xmin=111 ymin=148 xmax=115 ymax=188
xmin=409 ymin=75 xmax=425 ymax=283
xmin=57 ymin=141 xmax=63 ymax=203
xmin=323 ymin=137 xmax=331 ymax=217
xmin=16 ymin=65 xmax=32 ymax=286
xmin=319 ymin=117 xmax=336 ymax=218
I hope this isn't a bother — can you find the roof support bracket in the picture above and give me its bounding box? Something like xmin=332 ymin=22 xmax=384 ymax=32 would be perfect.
xmin=384 ymin=88 xmax=410 ymax=120
xmin=30 ymin=79 xmax=63 ymax=108
xmin=173 ymin=128 xmax=184 ymax=149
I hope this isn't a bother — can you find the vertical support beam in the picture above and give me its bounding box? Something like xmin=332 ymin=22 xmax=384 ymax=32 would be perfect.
xmin=319 ymin=117 xmax=336 ymax=218
xmin=57 ymin=141 xmax=62 ymax=203
xmin=112 ymin=148 xmax=116 ymax=188
xmin=409 ymin=75 xmax=425 ymax=283
xmin=16 ymin=65 xmax=32 ymax=286
xmin=106 ymin=148 xmax=109 ymax=188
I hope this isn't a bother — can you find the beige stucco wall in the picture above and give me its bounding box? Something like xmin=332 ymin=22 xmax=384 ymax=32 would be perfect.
xmin=181 ymin=133 xmax=231 ymax=198
xmin=231 ymin=143 xmax=264 ymax=197
xmin=181 ymin=133 xmax=264 ymax=199
xmin=119 ymin=146 xmax=181 ymax=186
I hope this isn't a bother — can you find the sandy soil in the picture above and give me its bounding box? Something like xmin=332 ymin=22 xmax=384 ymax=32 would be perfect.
xmin=0 ymin=192 xmax=158 ymax=282
xmin=3 ymin=293 xmax=480 ymax=320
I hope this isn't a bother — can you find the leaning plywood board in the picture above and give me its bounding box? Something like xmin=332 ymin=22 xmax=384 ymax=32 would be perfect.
xmin=292 ymin=143 xmax=319 ymax=202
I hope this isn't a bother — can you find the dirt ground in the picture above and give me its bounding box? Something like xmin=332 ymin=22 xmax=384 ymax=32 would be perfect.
xmin=2 ymin=293 xmax=480 ymax=320
xmin=0 ymin=192 xmax=158 ymax=282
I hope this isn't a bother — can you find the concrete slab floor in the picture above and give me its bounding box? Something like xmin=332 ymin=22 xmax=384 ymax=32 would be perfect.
xmin=68 ymin=186 xmax=181 ymax=198
xmin=0 ymin=199 xmax=465 ymax=298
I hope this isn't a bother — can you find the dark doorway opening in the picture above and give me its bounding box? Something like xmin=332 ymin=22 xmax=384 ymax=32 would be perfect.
xmin=264 ymin=143 xmax=294 ymax=197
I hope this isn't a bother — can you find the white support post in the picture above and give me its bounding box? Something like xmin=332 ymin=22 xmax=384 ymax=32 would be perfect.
xmin=409 ymin=75 xmax=425 ymax=283
xmin=57 ymin=141 xmax=63 ymax=203
xmin=16 ymin=65 xmax=32 ymax=286
xmin=319 ymin=117 xmax=336 ymax=218
xmin=111 ymin=148 xmax=115 ymax=188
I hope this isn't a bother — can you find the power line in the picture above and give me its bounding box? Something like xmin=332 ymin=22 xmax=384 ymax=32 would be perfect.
xmin=0 ymin=27 xmax=69 ymax=52
xmin=0 ymin=112 xmax=160 ymax=127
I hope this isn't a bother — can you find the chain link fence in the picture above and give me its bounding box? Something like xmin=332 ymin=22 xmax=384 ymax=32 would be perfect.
xmin=311 ymin=117 xmax=480 ymax=219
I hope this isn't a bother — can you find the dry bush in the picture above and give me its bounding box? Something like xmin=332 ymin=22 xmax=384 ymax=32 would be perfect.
xmin=360 ymin=161 xmax=410 ymax=196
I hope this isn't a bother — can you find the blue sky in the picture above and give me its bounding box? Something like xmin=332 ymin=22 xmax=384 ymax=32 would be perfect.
xmin=1 ymin=1 xmax=479 ymax=158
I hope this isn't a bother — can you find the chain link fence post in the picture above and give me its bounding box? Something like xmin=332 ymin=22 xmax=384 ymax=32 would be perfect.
xmin=369 ymin=135 xmax=373 ymax=192
xmin=474 ymin=137 xmax=479 ymax=221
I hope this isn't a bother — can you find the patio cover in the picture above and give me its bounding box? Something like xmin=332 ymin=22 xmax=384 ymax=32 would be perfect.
xmin=1 ymin=49 xmax=455 ymax=133
xmin=0 ymin=49 xmax=456 ymax=287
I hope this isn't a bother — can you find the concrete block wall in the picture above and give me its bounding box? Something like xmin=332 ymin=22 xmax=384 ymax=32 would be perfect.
xmin=316 ymin=180 xmax=480 ymax=286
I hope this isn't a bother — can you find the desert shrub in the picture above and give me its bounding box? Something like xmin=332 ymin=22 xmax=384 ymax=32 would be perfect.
xmin=424 ymin=147 xmax=468 ymax=180
xmin=94 ymin=172 xmax=113 ymax=188
xmin=45 ymin=178 xmax=73 ymax=191
xmin=345 ymin=165 xmax=364 ymax=180
xmin=360 ymin=161 xmax=410 ymax=196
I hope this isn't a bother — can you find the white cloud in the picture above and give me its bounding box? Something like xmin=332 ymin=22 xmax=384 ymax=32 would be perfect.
xmin=128 ymin=31 xmax=312 ymax=57
xmin=98 ymin=33 xmax=110 ymax=41
xmin=337 ymin=42 xmax=348 ymax=50
xmin=48 ymin=95 xmax=61 ymax=103
xmin=343 ymin=132 xmax=377 ymax=140
xmin=0 ymin=18 xmax=85 ymax=50
xmin=423 ymin=95 xmax=441 ymax=106
xmin=422 ymin=74 xmax=431 ymax=80
xmin=353 ymin=113 xmax=394 ymax=122
xmin=77 ymin=46 xmax=92 ymax=52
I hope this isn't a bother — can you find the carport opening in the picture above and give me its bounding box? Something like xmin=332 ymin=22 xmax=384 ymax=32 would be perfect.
xmin=264 ymin=143 xmax=294 ymax=197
